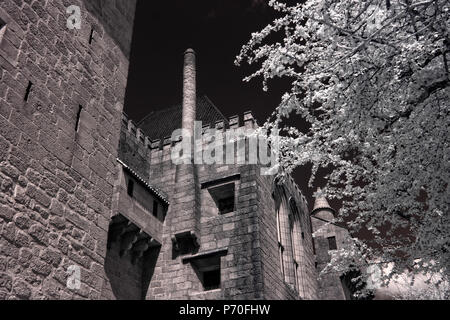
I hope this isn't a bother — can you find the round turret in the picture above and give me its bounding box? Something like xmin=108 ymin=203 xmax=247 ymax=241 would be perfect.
xmin=310 ymin=188 xmax=335 ymax=221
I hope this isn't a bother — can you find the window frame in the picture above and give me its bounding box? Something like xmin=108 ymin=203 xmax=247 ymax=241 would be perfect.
xmin=327 ymin=236 xmax=338 ymax=250
xmin=201 ymin=174 xmax=240 ymax=216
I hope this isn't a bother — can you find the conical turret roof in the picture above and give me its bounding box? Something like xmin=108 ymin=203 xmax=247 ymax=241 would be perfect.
xmin=311 ymin=188 xmax=335 ymax=216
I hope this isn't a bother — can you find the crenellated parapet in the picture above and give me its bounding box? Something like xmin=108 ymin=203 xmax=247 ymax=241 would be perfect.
xmin=121 ymin=113 xmax=152 ymax=149
xmin=118 ymin=113 xmax=152 ymax=180
xmin=120 ymin=110 xmax=258 ymax=152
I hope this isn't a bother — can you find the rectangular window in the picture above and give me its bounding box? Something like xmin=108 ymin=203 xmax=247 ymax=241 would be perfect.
xmin=152 ymin=200 xmax=158 ymax=218
xmin=208 ymin=182 xmax=235 ymax=214
xmin=188 ymin=254 xmax=222 ymax=291
xmin=201 ymin=174 xmax=239 ymax=215
xmin=127 ymin=179 xmax=134 ymax=197
xmin=327 ymin=236 xmax=337 ymax=250
xmin=202 ymin=269 xmax=220 ymax=291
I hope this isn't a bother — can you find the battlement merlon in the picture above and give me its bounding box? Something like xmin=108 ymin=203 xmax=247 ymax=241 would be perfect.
xmin=243 ymin=110 xmax=258 ymax=129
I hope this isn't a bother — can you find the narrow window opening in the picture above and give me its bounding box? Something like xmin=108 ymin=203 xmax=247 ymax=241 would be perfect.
xmin=75 ymin=105 xmax=82 ymax=132
xmin=207 ymin=182 xmax=235 ymax=214
xmin=24 ymin=81 xmax=33 ymax=101
xmin=327 ymin=236 xmax=337 ymax=250
xmin=89 ymin=28 xmax=94 ymax=44
xmin=312 ymin=238 xmax=316 ymax=255
xmin=315 ymin=262 xmax=318 ymax=268
xmin=301 ymin=232 xmax=304 ymax=239
xmin=159 ymin=204 xmax=167 ymax=222
xmin=127 ymin=179 xmax=134 ymax=197
xmin=290 ymin=225 xmax=299 ymax=291
xmin=203 ymin=269 xmax=220 ymax=291
xmin=190 ymin=254 xmax=221 ymax=291
xmin=218 ymin=197 xmax=234 ymax=213
xmin=276 ymin=209 xmax=285 ymax=277
xmin=152 ymin=200 xmax=158 ymax=218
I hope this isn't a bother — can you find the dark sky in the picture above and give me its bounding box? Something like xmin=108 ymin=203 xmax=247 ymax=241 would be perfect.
xmin=124 ymin=0 xmax=334 ymax=212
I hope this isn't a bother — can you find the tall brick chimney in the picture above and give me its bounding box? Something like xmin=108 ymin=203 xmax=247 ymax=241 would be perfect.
xmin=182 ymin=48 xmax=196 ymax=133
xmin=170 ymin=49 xmax=201 ymax=255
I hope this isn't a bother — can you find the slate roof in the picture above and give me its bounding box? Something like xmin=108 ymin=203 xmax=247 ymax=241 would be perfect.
xmin=311 ymin=188 xmax=335 ymax=216
xmin=137 ymin=95 xmax=229 ymax=141
xmin=116 ymin=158 xmax=169 ymax=205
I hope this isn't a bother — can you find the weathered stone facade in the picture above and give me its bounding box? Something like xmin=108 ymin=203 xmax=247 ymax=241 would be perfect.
xmin=0 ymin=0 xmax=353 ymax=300
xmin=115 ymin=108 xmax=318 ymax=300
xmin=0 ymin=0 xmax=137 ymax=299
xmin=119 ymin=106 xmax=317 ymax=299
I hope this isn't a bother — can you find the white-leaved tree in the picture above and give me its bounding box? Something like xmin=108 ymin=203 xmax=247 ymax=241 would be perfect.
xmin=368 ymin=261 xmax=450 ymax=299
xmin=236 ymin=0 xmax=449 ymax=295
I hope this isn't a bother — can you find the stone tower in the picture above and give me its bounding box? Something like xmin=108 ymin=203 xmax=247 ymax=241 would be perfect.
xmin=311 ymin=188 xmax=354 ymax=299
xmin=111 ymin=50 xmax=319 ymax=300
xmin=0 ymin=0 xmax=137 ymax=299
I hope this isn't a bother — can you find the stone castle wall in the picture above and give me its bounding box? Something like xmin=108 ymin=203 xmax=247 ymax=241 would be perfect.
xmin=258 ymin=174 xmax=318 ymax=299
xmin=312 ymin=214 xmax=352 ymax=300
xmin=116 ymin=111 xmax=318 ymax=300
xmin=0 ymin=0 xmax=136 ymax=299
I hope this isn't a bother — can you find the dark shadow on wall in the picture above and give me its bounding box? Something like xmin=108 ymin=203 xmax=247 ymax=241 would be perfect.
xmin=81 ymin=0 xmax=137 ymax=59
xmin=104 ymin=240 xmax=144 ymax=300
xmin=142 ymin=246 xmax=161 ymax=300
xmin=104 ymin=240 xmax=161 ymax=300
xmin=104 ymin=218 xmax=161 ymax=300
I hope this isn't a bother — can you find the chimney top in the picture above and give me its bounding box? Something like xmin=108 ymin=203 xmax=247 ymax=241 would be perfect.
xmin=182 ymin=48 xmax=196 ymax=132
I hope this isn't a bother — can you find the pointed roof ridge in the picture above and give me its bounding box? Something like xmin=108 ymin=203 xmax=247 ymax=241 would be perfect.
xmin=311 ymin=187 xmax=335 ymax=216
xmin=136 ymin=104 xmax=180 ymax=128
xmin=135 ymin=95 xmax=229 ymax=140
xmin=202 ymin=95 xmax=229 ymax=125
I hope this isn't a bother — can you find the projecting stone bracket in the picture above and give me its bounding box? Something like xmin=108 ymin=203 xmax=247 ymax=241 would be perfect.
xmin=107 ymin=214 xmax=160 ymax=264
xmin=171 ymin=230 xmax=199 ymax=255
xmin=181 ymin=247 xmax=228 ymax=264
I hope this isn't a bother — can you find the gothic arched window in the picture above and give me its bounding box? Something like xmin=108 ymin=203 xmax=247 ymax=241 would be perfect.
xmin=274 ymin=189 xmax=296 ymax=289
xmin=289 ymin=197 xmax=305 ymax=294
xmin=273 ymin=179 xmax=307 ymax=292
